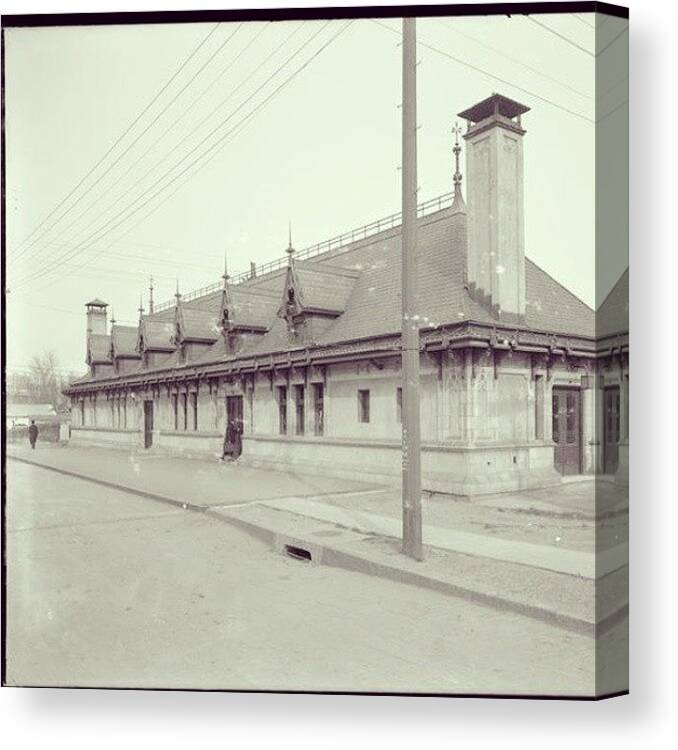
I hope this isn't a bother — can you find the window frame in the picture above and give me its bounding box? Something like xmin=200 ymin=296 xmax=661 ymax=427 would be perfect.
xmin=358 ymin=389 xmax=370 ymax=424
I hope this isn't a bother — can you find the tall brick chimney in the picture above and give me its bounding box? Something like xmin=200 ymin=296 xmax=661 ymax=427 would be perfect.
xmin=458 ymin=93 xmax=530 ymax=319
xmin=85 ymin=298 xmax=108 ymax=340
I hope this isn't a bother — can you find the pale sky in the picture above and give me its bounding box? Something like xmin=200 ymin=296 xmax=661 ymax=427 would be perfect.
xmin=3 ymin=12 xmax=628 ymax=374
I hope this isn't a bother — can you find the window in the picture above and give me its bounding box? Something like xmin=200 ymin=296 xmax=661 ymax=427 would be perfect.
xmin=192 ymin=392 xmax=198 ymax=431
xmin=552 ymin=393 xmax=559 ymax=443
xmin=534 ymin=375 xmax=544 ymax=440
xmin=247 ymin=387 xmax=254 ymax=432
xmin=358 ymin=389 xmax=370 ymax=423
xmin=566 ymin=393 xmax=576 ymax=444
xmin=396 ymin=387 xmax=402 ymax=424
xmin=278 ymin=386 xmax=288 ymax=435
xmin=172 ymin=394 xmax=179 ymax=430
xmin=80 ymin=400 xmax=85 ymax=426
xmin=111 ymin=400 xmax=115 ymax=428
xmin=123 ymin=396 xmax=127 ymax=429
xmin=294 ymin=385 xmax=305 ymax=435
xmin=313 ymin=383 xmax=324 ymax=436
xmin=182 ymin=394 xmax=188 ymax=431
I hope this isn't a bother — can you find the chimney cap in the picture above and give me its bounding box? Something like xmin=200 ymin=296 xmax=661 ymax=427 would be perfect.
xmin=458 ymin=93 xmax=530 ymax=124
xmin=85 ymin=298 xmax=108 ymax=308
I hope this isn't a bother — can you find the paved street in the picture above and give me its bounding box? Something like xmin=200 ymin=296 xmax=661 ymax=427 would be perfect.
xmin=5 ymin=460 xmax=627 ymax=695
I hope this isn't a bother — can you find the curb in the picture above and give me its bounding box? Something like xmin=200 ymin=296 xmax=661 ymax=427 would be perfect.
xmin=204 ymin=506 xmax=625 ymax=638
xmin=10 ymin=454 xmax=627 ymax=637
xmin=8 ymin=454 xmax=207 ymax=514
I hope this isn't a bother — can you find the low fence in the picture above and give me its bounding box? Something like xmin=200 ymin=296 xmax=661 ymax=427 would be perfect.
xmin=5 ymin=417 xmax=70 ymax=444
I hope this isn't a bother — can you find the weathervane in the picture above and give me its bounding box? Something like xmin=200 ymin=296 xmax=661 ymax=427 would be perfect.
xmin=452 ymin=121 xmax=463 ymax=197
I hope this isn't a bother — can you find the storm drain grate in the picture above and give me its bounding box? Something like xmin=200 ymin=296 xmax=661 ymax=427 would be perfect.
xmin=284 ymin=544 xmax=312 ymax=562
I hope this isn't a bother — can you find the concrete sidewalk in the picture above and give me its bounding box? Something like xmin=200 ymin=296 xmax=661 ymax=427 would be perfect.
xmin=253 ymin=496 xmax=626 ymax=579
xmin=7 ymin=445 xmax=628 ymax=634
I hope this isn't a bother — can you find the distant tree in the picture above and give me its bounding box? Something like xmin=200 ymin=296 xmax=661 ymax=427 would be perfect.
xmin=12 ymin=351 xmax=78 ymax=411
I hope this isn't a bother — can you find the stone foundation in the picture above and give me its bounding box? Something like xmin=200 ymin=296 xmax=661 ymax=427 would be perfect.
xmin=242 ymin=434 xmax=561 ymax=497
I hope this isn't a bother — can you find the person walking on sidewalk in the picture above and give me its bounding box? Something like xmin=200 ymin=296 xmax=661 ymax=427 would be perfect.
xmin=28 ymin=420 xmax=39 ymax=450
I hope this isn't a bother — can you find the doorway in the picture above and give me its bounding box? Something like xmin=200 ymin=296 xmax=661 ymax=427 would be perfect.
xmin=552 ymin=387 xmax=582 ymax=475
xmin=223 ymin=395 xmax=244 ymax=458
xmin=603 ymin=386 xmax=620 ymax=474
xmin=143 ymin=400 xmax=154 ymax=449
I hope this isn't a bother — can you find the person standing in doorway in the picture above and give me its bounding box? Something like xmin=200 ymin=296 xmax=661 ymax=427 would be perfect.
xmin=28 ymin=420 xmax=39 ymax=450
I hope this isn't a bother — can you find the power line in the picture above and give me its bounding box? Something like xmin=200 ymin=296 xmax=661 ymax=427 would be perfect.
xmin=13 ymin=22 xmax=304 ymax=279
xmin=596 ymin=25 xmax=628 ymax=57
xmin=437 ymin=18 xmax=591 ymax=101
xmin=8 ymin=22 xmax=221 ymax=263
xmin=11 ymin=22 xmax=318 ymax=289
xmin=10 ymin=23 xmax=244 ymax=272
xmin=12 ymin=23 xmax=274 ymax=274
xmin=526 ymin=16 xmax=594 ymax=57
xmin=572 ymin=14 xmax=595 ymax=30
xmin=373 ymin=19 xmax=593 ymax=124
xmin=14 ymin=21 xmax=353 ymax=292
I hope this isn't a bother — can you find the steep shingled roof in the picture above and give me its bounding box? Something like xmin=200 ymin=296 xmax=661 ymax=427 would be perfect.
xmin=87 ymin=334 xmax=112 ymax=364
xmin=111 ymin=324 xmax=140 ymax=358
xmin=288 ymin=260 xmax=360 ymax=314
xmin=596 ymin=268 xmax=629 ymax=338
xmin=177 ymin=305 xmax=220 ymax=342
xmin=138 ymin=315 xmax=175 ymax=352
xmin=226 ymin=285 xmax=281 ymax=330
xmin=72 ymin=197 xmax=605 ymax=384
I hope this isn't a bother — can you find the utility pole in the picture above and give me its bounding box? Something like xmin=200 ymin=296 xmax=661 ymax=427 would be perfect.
xmin=401 ymin=16 xmax=423 ymax=561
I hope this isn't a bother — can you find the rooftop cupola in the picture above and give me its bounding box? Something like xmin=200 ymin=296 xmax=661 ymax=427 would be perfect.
xmin=85 ymin=298 xmax=108 ymax=338
xmin=459 ymin=93 xmax=530 ymax=320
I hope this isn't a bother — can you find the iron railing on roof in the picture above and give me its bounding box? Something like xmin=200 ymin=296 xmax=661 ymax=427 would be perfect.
xmin=154 ymin=192 xmax=453 ymax=312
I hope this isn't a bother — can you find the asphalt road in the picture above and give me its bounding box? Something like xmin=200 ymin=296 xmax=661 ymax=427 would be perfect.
xmin=4 ymin=460 xmax=618 ymax=695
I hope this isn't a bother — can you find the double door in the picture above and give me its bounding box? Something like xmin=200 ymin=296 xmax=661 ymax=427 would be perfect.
xmin=552 ymin=387 xmax=581 ymax=475
xmin=223 ymin=395 xmax=244 ymax=458
xmin=603 ymin=386 xmax=620 ymax=474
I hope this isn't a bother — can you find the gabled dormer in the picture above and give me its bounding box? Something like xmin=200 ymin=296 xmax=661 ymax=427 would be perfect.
xmin=110 ymin=309 xmax=142 ymax=374
xmin=136 ymin=308 xmax=175 ymax=369
xmin=171 ymin=285 xmax=220 ymax=363
xmin=86 ymin=333 xmax=114 ymax=378
xmin=277 ymin=248 xmax=359 ymax=343
xmin=217 ymin=263 xmax=278 ymax=354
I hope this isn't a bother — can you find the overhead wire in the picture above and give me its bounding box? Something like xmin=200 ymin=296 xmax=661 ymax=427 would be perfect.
xmin=14 ymin=20 xmax=354 ymax=294
xmin=13 ymin=22 xmax=331 ymax=289
xmin=372 ymin=19 xmax=594 ymax=123
xmin=8 ymin=22 xmax=221 ymax=263
xmin=436 ymin=17 xmax=592 ymax=100
xmin=525 ymin=15 xmax=594 ymax=57
xmin=9 ymin=22 xmax=244 ymax=271
xmin=13 ymin=21 xmax=304 ymax=276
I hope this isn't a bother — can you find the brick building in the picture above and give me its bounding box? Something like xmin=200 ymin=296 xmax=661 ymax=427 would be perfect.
xmin=64 ymin=94 xmax=629 ymax=496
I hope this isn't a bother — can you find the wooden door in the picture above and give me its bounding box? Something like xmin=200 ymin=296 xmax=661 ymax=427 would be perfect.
xmin=143 ymin=400 xmax=154 ymax=449
xmin=603 ymin=386 xmax=620 ymax=474
xmin=552 ymin=387 xmax=582 ymax=475
xmin=223 ymin=395 xmax=244 ymax=458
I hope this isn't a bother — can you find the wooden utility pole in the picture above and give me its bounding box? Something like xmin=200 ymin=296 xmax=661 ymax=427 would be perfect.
xmin=401 ymin=17 xmax=423 ymax=561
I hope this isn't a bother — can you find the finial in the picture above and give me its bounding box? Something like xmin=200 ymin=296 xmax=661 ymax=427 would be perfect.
xmin=149 ymin=275 xmax=155 ymax=314
xmin=286 ymin=221 xmax=295 ymax=265
xmin=222 ymin=249 xmax=230 ymax=286
xmin=111 ymin=307 xmax=116 ymax=325
xmin=175 ymin=278 xmax=181 ymax=304
xmin=138 ymin=293 xmax=144 ymax=318
xmin=452 ymin=121 xmax=464 ymax=203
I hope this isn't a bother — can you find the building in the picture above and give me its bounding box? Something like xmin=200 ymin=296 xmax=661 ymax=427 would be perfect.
xmin=63 ymin=94 xmax=629 ymax=496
